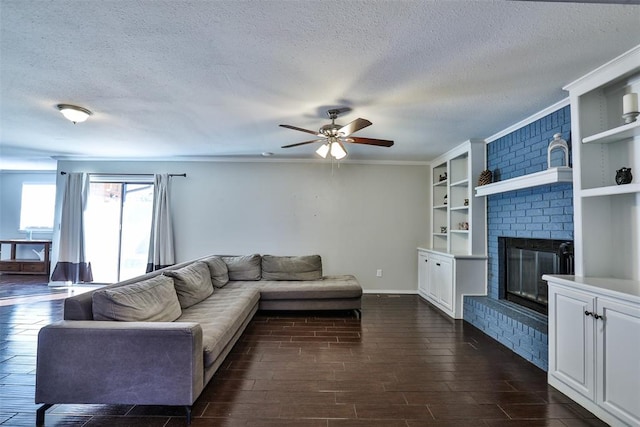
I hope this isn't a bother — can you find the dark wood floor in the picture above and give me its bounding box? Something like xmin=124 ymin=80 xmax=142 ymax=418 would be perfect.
xmin=0 ymin=275 xmax=607 ymax=427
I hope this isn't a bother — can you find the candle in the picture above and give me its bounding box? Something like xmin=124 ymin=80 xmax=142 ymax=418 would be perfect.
xmin=623 ymin=93 xmax=639 ymax=114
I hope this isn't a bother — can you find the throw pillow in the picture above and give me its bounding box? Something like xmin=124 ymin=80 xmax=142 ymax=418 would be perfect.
xmin=222 ymin=254 xmax=262 ymax=281
xmin=201 ymin=256 xmax=230 ymax=288
xmin=262 ymin=255 xmax=323 ymax=280
xmin=92 ymin=275 xmax=182 ymax=321
xmin=164 ymin=261 xmax=214 ymax=308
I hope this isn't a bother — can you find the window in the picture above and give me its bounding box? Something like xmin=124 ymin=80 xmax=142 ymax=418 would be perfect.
xmin=19 ymin=183 xmax=56 ymax=231
xmin=85 ymin=176 xmax=154 ymax=282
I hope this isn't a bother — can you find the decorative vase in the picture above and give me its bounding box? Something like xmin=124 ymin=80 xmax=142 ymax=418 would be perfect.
xmin=547 ymin=133 xmax=570 ymax=169
xmin=615 ymin=167 xmax=633 ymax=185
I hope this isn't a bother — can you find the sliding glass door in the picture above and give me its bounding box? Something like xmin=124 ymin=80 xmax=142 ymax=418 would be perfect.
xmin=85 ymin=179 xmax=154 ymax=283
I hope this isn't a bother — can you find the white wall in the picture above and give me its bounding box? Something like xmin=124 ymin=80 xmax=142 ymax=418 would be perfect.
xmin=56 ymin=160 xmax=429 ymax=292
xmin=0 ymin=171 xmax=56 ymax=259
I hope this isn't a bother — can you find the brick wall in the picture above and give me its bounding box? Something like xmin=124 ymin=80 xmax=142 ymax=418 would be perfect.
xmin=463 ymin=105 xmax=573 ymax=371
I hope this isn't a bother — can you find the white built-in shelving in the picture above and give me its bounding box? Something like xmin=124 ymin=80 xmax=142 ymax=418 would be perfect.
xmin=544 ymin=44 xmax=640 ymax=427
xmin=428 ymin=139 xmax=486 ymax=255
xmin=565 ymin=44 xmax=640 ymax=281
xmin=418 ymin=139 xmax=487 ymax=319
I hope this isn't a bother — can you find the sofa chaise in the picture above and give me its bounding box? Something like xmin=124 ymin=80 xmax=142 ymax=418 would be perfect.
xmin=35 ymin=254 xmax=362 ymax=425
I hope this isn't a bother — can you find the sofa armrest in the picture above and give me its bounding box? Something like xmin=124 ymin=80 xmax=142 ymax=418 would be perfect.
xmin=36 ymin=320 xmax=204 ymax=406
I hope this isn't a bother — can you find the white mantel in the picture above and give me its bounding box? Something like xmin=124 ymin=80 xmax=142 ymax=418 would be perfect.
xmin=474 ymin=167 xmax=573 ymax=197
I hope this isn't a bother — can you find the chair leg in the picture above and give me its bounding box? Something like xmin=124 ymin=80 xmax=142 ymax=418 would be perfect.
xmin=184 ymin=405 xmax=192 ymax=425
xmin=36 ymin=404 xmax=53 ymax=426
xmin=354 ymin=308 xmax=361 ymax=319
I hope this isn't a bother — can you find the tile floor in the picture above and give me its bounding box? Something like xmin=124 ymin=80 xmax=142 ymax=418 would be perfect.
xmin=0 ymin=276 xmax=607 ymax=426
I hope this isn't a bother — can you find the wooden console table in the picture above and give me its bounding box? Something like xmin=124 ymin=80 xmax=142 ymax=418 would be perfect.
xmin=0 ymin=239 xmax=52 ymax=277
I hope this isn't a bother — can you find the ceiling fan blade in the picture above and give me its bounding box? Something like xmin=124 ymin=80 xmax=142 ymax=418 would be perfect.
xmin=348 ymin=136 xmax=394 ymax=147
xmin=281 ymin=138 xmax=326 ymax=149
xmin=338 ymin=118 xmax=372 ymax=136
xmin=279 ymin=124 xmax=320 ymax=136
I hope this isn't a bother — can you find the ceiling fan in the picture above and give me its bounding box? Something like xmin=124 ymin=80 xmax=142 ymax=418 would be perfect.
xmin=280 ymin=109 xmax=394 ymax=159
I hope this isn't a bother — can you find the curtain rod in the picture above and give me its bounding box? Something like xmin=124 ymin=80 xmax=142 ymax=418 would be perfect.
xmin=60 ymin=172 xmax=187 ymax=177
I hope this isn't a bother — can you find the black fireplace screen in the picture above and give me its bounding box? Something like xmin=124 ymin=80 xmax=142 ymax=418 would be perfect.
xmin=499 ymin=238 xmax=574 ymax=315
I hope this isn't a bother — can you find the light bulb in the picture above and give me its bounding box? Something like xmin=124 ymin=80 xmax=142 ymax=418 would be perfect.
xmin=315 ymin=143 xmax=330 ymax=158
xmin=330 ymin=141 xmax=347 ymax=160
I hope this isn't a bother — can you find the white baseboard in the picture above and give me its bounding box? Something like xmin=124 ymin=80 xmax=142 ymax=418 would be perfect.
xmin=362 ymin=289 xmax=418 ymax=295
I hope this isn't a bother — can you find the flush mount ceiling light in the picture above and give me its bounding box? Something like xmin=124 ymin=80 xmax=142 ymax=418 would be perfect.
xmin=57 ymin=104 xmax=92 ymax=124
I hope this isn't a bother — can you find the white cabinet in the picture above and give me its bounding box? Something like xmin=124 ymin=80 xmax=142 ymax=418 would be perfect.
xmin=417 ymin=248 xmax=486 ymax=319
xmin=564 ymin=45 xmax=640 ymax=281
xmin=546 ymin=275 xmax=640 ymax=427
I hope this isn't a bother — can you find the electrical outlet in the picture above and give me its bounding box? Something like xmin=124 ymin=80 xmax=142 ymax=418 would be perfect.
xmin=376 ymin=269 xmax=383 ymax=277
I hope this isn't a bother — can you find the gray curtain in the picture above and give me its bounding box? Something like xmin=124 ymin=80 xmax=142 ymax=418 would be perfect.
xmin=51 ymin=173 xmax=93 ymax=283
xmin=146 ymin=173 xmax=175 ymax=272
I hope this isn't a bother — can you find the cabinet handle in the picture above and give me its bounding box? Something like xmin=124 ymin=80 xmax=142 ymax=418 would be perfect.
xmin=425 ymin=259 xmax=428 ymax=263
xmin=436 ymin=263 xmax=441 ymax=266
xmin=584 ymin=310 xmax=604 ymax=320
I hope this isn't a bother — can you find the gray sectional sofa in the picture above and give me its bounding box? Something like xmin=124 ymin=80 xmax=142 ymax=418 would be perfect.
xmin=35 ymin=254 xmax=362 ymax=425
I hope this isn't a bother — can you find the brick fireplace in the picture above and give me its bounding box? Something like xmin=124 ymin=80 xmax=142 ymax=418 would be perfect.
xmin=463 ymin=105 xmax=573 ymax=371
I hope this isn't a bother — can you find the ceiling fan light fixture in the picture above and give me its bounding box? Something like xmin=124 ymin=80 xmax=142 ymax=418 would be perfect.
xmin=57 ymin=104 xmax=92 ymax=124
xmin=316 ymin=143 xmax=330 ymax=158
xmin=330 ymin=140 xmax=347 ymax=160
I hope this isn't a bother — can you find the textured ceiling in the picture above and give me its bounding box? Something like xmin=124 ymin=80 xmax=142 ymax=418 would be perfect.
xmin=1 ymin=1 xmax=639 ymax=170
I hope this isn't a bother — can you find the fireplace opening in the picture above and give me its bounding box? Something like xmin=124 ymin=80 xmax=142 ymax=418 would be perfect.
xmin=498 ymin=237 xmax=574 ymax=315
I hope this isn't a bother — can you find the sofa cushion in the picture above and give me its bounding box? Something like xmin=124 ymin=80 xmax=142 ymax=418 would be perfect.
xmin=202 ymin=256 xmax=230 ymax=288
xmin=261 ymin=255 xmax=322 ymax=281
xmin=177 ymin=286 xmax=260 ymax=368
xmin=164 ymin=261 xmax=214 ymax=308
xmin=92 ymin=275 xmax=182 ymax=322
xmin=222 ymin=254 xmax=261 ymax=281
xmin=228 ymin=275 xmax=363 ymax=300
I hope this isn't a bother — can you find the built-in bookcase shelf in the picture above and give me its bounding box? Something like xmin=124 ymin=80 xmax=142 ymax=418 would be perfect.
xmin=582 ymin=120 xmax=640 ymax=144
xmin=580 ymin=183 xmax=640 ymax=198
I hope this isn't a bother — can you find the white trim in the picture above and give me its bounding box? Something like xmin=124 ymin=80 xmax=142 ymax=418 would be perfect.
xmin=0 ymin=170 xmax=56 ymax=175
xmin=52 ymin=156 xmax=429 ymax=166
xmin=485 ymin=98 xmax=570 ymax=144
xmin=89 ymin=174 xmax=154 ymax=183
xmin=563 ymin=44 xmax=640 ymax=94
xmin=429 ymin=138 xmax=484 ymax=167
xmin=362 ymin=289 xmax=418 ymax=295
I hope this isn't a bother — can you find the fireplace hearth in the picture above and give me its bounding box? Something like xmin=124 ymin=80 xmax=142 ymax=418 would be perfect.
xmin=498 ymin=237 xmax=574 ymax=315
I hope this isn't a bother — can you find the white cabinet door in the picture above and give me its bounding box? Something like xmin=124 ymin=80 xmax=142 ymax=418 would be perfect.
xmin=548 ymin=284 xmax=596 ymax=400
xmin=418 ymin=252 xmax=429 ymax=296
xmin=596 ymin=297 xmax=640 ymax=426
xmin=427 ymin=254 xmax=454 ymax=312
xmin=427 ymin=256 xmax=439 ymax=301
xmin=434 ymin=256 xmax=453 ymax=311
